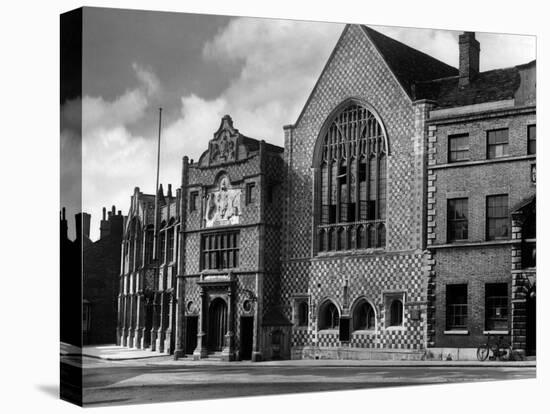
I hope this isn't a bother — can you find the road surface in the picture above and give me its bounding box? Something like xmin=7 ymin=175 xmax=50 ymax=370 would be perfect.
xmin=71 ymin=356 xmax=535 ymax=407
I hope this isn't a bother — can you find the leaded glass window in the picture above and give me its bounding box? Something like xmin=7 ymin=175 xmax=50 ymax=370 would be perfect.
xmin=317 ymin=103 xmax=387 ymax=253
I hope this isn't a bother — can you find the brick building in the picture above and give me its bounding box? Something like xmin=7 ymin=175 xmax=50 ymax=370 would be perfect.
xmin=60 ymin=206 xmax=123 ymax=346
xmin=116 ymin=25 xmax=535 ymax=360
xmin=422 ymin=33 xmax=536 ymax=359
xmin=83 ymin=207 xmax=124 ymax=345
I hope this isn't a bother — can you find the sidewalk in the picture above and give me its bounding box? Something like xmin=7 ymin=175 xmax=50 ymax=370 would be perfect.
xmin=71 ymin=344 xmax=536 ymax=367
xmin=62 ymin=343 xmax=169 ymax=360
xmin=152 ymin=357 xmax=536 ymax=368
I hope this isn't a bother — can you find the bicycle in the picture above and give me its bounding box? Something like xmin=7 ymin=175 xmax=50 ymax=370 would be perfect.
xmin=476 ymin=334 xmax=513 ymax=361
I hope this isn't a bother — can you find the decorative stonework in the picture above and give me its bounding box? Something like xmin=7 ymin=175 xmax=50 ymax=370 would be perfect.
xmin=209 ymin=115 xmax=239 ymax=165
xmin=425 ymin=123 xmax=438 ymax=347
xmin=204 ymin=175 xmax=241 ymax=228
xmin=426 ymin=124 xmax=437 ymax=247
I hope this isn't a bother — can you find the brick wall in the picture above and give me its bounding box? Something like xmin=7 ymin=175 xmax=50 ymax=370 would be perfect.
xmin=432 ymin=113 xmax=535 ymax=166
xmin=427 ymin=108 xmax=536 ymax=349
xmin=433 ymin=245 xmax=511 ymax=347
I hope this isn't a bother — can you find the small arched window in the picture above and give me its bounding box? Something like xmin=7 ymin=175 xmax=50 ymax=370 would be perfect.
xmin=353 ymin=300 xmax=376 ymax=331
xmin=297 ymin=301 xmax=309 ymax=326
xmin=316 ymin=102 xmax=387 ymax=253
xmin=319 ymin=301 xmax=339 ymax=330
xmin=389 ymin=299 xmax=403 ymax=327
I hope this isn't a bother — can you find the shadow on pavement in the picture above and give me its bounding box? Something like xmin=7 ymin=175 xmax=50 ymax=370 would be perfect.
xmin=35 ymin=383 xmax=59 ymax=399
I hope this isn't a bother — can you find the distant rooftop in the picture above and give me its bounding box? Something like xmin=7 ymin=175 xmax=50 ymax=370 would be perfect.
xmin=361 ymin=25 xmax=535 ymax=109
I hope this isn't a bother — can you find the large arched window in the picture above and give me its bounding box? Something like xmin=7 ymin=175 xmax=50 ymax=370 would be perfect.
xmin=317 ymin=102 xmax=387 ymax=253
xmin=318 ymin=301 xmax=340 ymax=330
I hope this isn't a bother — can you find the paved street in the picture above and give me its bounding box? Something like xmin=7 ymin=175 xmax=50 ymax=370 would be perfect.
xmin=70 ymin=356 xmax=535 ymax=407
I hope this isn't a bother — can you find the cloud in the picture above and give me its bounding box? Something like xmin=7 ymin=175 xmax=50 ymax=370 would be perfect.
xmin=373 ymin=25 xmax=535 ymax=71
xmin=476 ymin=32 xmax=535 ymax=70
xmin=82 ymin=90 xmax=148 ymax=132
xmin=132 ymin=62 xmax=161 ymax=97
xmin=202 ymin=18 xmax=344 ymax=142
xmin=76 ymin=63 xmax=162 ymax=239
xmin=83 ymin=64 xmax=160 ymax=133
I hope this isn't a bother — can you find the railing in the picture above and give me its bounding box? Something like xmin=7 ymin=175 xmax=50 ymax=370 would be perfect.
xmin=317 ymin=219 xmax=385 ymax=252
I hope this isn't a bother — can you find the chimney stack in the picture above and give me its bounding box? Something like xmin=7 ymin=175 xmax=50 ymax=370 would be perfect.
xmin=459 ymin=32 xmax=480 ymax=87
xmin=108 ymin=205 xmax=124 ymax=240
xmin=100 ymin=206 xmax=110 ymax=239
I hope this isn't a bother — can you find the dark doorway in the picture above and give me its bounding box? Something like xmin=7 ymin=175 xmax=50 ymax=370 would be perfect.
xmin=271 ymin=329 xmax=282 ymax=360
xmin=185 ymin=316 xmax=198 ymax=355
xmin=143 ymin=300 xmax=153 ymax=349
xmin=526 ymin=289 xmax=536 ymax=356
xmin=240 ymin=317 xmax=254 ymax=360
xmin=208 ymin=298 xmax=227 ymax=351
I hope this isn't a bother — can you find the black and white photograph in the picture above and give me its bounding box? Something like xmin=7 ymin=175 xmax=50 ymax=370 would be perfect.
xmin=58 ymin=5 xmax=539 ymax=406
xmin=3 ymin=1 xmax=547 ymax=413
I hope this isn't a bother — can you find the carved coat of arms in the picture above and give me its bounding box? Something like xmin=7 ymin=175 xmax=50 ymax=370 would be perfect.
xmin=205 ymin=176 xmax=241 ymax=227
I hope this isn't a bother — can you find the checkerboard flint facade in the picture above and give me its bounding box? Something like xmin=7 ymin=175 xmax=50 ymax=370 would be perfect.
xmin=117 ymin=24 xmax=536 ymax=360
xmin=280 ymin=25 xmax=433 ymax=359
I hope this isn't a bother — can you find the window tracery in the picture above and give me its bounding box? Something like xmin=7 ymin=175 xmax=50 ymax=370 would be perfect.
xmin=317 ymin=103 xmax=387 ymax=252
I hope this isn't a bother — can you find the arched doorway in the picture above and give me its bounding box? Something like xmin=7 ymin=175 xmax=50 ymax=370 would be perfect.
xmin=208 ymin=298 xmax=227 ymax=352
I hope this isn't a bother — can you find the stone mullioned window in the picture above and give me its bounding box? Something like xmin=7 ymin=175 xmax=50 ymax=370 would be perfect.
xmin=316 ymin=103 xmax=387 ymax=253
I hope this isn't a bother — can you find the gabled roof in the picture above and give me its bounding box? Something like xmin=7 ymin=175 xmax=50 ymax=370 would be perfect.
xmin=361 ymin=26 xmax=458 ymax=99
xmin=293 ymin=25 xmax=459 ymax=126
xmin=292 ymin=24 xmax=535 ymax=126
xmin=414 ymin=60 xmax=536 ymax=108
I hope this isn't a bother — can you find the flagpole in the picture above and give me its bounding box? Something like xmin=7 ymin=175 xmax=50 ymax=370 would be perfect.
xmin=153 ymin=107 xmax=163 ymax=262
xmin=150 ymin=107 xmax=163 ymax=351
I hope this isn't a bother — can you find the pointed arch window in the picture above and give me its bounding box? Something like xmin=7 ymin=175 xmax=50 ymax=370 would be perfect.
xmin=316 ymin=102 xmax=387 ymax=253
xmin=319 ymin=301 xmax=340 ymax=330
xmin=353 ymin=300 xmax=376 ymax=331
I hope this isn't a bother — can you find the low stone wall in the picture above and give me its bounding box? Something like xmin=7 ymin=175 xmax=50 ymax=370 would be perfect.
xmin=292 ymin=346 xmax=424 ymax=361
xmin=424 ymin=347 xmax=478 ymax=361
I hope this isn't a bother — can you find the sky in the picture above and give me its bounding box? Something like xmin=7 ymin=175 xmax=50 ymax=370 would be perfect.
xmin=60 ymin=7 xmax=536 ymax=241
